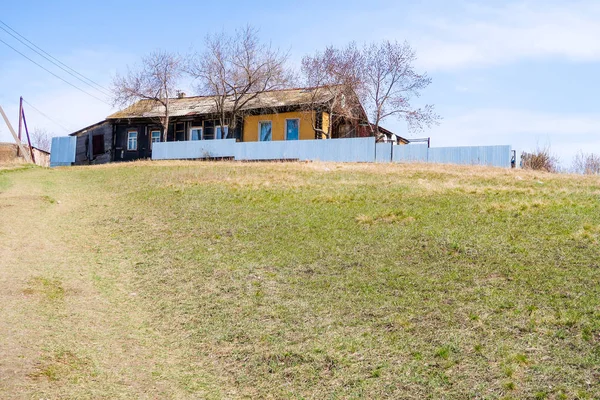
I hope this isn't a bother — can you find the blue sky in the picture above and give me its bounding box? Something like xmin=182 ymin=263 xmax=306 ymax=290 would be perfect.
xmin=1 ymin=0 xmax=599 ymax=166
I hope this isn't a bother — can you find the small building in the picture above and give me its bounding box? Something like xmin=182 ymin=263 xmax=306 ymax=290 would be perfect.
xmin=69 ymin=86 xmax=407 ymax=165
xmin=374 ymin=125 xmax=410 ymax=145
xmin=0 ymin=142 xmax=50 ymax=167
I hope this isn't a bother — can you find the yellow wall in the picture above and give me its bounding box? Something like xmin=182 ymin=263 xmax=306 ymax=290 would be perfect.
xmin=243 ymin=111 xmax=319 ymax=142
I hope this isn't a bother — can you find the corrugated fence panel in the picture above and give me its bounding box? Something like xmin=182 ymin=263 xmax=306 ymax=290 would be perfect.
xmin=307 ymin=137 xmax=375 ymax=162
xmin=392 ymin=144 xmax=511 ymax=167
xmin=50 ymin=136 xmax=77 ymax=167
xmin=51 ymin=136 xmax=511 ymax=168
xmin=233 ymin=141 xmax=298 ymax=161
xmin=392 ymin=144 xmax=429 ymax=163
xmin=152 ymin=139 xmax=236 ymax=160
xmin=375 ymin=143 xmax=392 ymax=163
xmin=428 ymin=145 xmax=511 ymax=168
xmin=233 ymin=137 xmax=376 ymax=162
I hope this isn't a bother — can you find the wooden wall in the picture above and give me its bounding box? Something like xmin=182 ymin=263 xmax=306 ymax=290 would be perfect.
xmin=74 ymin=122 xmax=113 ymax=165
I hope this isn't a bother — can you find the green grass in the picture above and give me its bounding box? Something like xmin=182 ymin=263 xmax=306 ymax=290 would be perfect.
xmin=1 ymin=161 xmax=599 ymax=398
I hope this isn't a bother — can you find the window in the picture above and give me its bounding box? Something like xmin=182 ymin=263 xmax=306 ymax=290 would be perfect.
xmin=151 ymin=130 xmax=161 ymax=149
xmin=92 ymin=134 xmax=105 ymax=155
xmin=216 ymin=125 xmax=229 ymax=140
xmin=127 ymin=130 xmax=137 ymax=151
xmin=190 ymin=127 xmax=203 ymax=140
xmin=259 ymin=121 xmax=272 ymax=141
xmin=285 ymin=119 xmax=299 ymax=140
xmin=175 ymin=122 xmax=186 ymax=141
xmin=203 ymin=120 xmax=215 ymax=140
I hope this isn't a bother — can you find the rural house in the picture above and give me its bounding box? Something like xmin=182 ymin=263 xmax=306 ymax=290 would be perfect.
xmin=68 ymin=86 xmax=407 ymax=165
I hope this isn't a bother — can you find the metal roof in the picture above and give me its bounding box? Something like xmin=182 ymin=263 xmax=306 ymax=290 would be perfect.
xmin=107 ymin=87 xmax=337 ymax=120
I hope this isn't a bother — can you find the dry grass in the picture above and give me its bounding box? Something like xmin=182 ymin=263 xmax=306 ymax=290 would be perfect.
xmin=0 ymin=160 xmax=599 ymax=399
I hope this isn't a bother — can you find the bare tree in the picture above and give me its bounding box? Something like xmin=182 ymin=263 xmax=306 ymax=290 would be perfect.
xmin=301 ymin=41 xmax=439 ymax=139
xmin=573 ymin=151 xmax=600 ymax=175
xmin=186 ymin=26 xmax=292 ymax=136
xmin=30 ymin=128 xmax=51 ymax=152
xmin=112 ymin=50 xmax=183 ymax=142
xmin=300 ymin=44 xmax=364 ymax=138
xmin=362 ymin=40 xmax=438 ymax=136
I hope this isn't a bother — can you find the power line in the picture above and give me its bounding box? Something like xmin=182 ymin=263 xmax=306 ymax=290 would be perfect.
xmin=0 ymin=19 xmax=111 ymax=96
xmin=0 ymin=38 xmax=112 ymax=106
xmin=22 ymin=99 xmax=72 ymax=133
xmin=0 ymin=24 xmax=112 ymax=98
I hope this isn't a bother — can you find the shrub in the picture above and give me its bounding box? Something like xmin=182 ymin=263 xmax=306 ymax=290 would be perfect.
xmin=521 ymin=146 xmax=559 ymax=172
xmin=573 ymin=151 xmax=600 ymax=175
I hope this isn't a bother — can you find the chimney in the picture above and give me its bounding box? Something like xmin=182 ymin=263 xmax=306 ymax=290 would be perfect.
xmin=177 ymin=91 xmax=186 ymax=99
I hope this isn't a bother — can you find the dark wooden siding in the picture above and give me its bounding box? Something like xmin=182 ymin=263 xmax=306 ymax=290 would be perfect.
xmin=114 ymin=123 xmax=147 ymax=162
xmin=73 ymin=121 xmax=113 ymax=165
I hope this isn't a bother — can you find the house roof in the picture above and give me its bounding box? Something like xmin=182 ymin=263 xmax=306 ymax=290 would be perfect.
xmin=372 ymin=124 xmax=410 ymax=144
xmin=106 ymin=87 xmax=338 ymax=120
xmin=69 ymin=120 xmax=111 ymax=137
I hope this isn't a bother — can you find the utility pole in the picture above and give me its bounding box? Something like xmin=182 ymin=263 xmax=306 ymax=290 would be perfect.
xmin=0 ymin=104 xmax=32 ymax=163
xmin=21 ymin=105 xmax=36 ymax=163
xmin=17 ymin=97 xmax=23 ymax=157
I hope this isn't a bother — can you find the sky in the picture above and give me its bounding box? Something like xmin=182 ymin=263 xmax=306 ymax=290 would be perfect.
xmin=1 ymin=0 xmax=598 ymax=167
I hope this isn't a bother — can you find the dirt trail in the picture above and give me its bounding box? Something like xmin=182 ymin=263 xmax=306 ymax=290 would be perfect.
xmin=0 ymin=168 xmax=208 ymax=399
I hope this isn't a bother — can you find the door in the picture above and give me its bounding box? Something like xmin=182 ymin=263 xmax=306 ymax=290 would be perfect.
xmin=286 ymin=119 xmax=299 ymax=140
xmin=138 ymin=128 xmax=149 ymax=159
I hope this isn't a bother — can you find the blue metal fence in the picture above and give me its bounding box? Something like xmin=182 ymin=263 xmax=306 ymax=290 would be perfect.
xmin=375 ymin=143 xmax=393 ymax=163
xmin=392 ymin=144 xmax=429 ymax=163
xmin=50 ymin=136 xmax=77 ymax=167
xmin=152 ymin=139 xmax=236 ymax=160
xmin=427 ymin=145 xmax=511 ymax=167
xmin=154 ymin=137 xmax=377 ymax=162
xmin=49 ymin=135 xmax=513 ymax=168
xmin=391 ymin=144 xmax=511 ymax=168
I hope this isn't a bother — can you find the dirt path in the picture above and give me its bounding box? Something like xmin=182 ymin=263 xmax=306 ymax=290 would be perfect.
xmin=0 ymin=168 xmax=214 ymax=399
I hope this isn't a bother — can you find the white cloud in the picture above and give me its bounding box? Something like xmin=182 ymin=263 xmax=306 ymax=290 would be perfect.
xmin=412 ymin=1 xmax=600 ymax=70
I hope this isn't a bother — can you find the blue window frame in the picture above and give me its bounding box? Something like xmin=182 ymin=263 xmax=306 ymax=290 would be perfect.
xmin=286 ymin=119 xmax=299 ymax=140
xmin=190 ymin=127 xmax=202 ymax=141
xmin=216 ymin=125 xmax=229 ymax=140
xmin=150 ymin=130 xmax=161 ymax=149
xmin=259 ymin=121 xmax=272 ymax=141
xmin=127 ymin=130 xmax=137 ymax=151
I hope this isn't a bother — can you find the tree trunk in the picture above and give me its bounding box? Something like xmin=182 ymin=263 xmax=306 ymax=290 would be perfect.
xmin=163 ymin=97 xmax=170 ymax=142
xmin=328 ymin=105 xmax=334 ymax=139
xmin=163 ymin=114 xmax=170 ymax=143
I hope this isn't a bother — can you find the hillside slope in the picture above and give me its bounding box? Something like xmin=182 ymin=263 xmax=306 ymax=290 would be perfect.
xmin=0 ymin=161 xmax=598 ymax=399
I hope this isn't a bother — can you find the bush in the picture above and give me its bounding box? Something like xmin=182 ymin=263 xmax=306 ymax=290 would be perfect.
xmin=573 ymin=151 xmax=600 ymax=175
xmin=521 ymin=146 xmax=559 ymax=172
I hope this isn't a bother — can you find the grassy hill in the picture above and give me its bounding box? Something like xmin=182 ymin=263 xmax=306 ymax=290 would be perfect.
xmin=0 ymin=161 xmax=598 ymax=399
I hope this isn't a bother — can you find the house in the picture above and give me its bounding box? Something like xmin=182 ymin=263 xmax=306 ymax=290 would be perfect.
xmin=374 ymin=125 xmax=410 ymax=145
xmin=69 ymin=86 xmax=407 ymax=165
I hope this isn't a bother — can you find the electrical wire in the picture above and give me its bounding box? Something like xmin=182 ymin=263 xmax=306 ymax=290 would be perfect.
xmin=0 ymin=38 xmax=112 ymax=106
xmin=0 ymin=19 xmax=111 ymax=96
xmin=22 ymin=99 xmax=72 ymax=133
